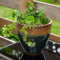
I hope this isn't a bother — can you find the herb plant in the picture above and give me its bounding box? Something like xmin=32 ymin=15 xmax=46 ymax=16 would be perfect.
xmin=12 ymin=2 xmax=49 ymax=47
xmin=13 ymin=2 xmax=49 ymax=33
xmin=1 ymin=2 xmax=49 ymax=47
xmin=0 ymin=23 xmax=19 ymax=42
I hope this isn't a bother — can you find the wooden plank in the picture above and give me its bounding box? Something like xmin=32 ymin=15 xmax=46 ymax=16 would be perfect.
xmin=0 ymin=36 xmax=15 ymax=47
xmin=0 ymin=0 xmax=21 ymax=10
xmin=34 ymin=1 xmax=60 ymax=22
xmin=49 ymin=33 xmax=60 ymax=43
xmin=0 ymin=17 xmax=14 ymax=28
xmin=0 ymin=54 xmax=12 ymax=60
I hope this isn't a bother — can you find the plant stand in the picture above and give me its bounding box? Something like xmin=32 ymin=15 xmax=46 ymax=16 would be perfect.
xmin=20 ymin=53 xmax=46 ymax=60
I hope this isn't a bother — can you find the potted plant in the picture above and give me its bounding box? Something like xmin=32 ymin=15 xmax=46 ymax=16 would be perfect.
xmin=12 ymin=2 xmax=52 ymax=56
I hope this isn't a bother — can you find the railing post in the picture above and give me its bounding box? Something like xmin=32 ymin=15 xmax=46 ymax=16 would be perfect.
xmin=21 ymin=0 xmax=33 ymax=13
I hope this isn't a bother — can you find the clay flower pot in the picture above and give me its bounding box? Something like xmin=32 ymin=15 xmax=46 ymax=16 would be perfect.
xmin=16 ymin=20 xmax=52 ymax=56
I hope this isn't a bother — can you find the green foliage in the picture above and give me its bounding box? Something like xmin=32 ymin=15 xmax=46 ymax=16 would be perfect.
xmin=2 ymin=25 xmax=11 ymax=38
xmin=26 ymin=39 xmax=36 ymax=47
xmin=2 ymin=22 xmax=16 ymax=38
xmin=23 ymin=35 xmax=36 ymax=47
xmin=0 ymin=46 xmax=1 ymax=48
xmin=12 ymin=2 xmax=49 ymax=47
xmin=13 ymin=2 xmax=49 ymax=26
xmin=12 ymin=10 xmax=21 ymax=21
xmin=1 ymin=23 xmax=19 ymax=42
xmin=12 ymin=2 xmax=49 ymax=33
xmin=0 ymin=28 xmax=2 ymax=36
xmin=0 ymin=2 xmax=49 ymax=47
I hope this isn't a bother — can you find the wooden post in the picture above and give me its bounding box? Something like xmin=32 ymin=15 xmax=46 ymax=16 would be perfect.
xmin=21 ymin=0 xmax=33 ymax=13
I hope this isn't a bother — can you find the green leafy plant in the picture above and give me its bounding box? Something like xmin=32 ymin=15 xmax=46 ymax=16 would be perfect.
xmin=13 ymin=2 xmax=49 ymax=32
xmin=12 ymin=2 xmax=49 ymax=47
xmin=1 ymin=23 xmax=19 ymax=42
xmin=1 ymin=2 xmax=49 ymax=47
xmin=0 ymin=28 xmax=2 ymax=36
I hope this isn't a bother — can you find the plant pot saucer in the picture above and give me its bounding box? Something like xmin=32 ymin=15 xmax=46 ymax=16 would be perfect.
xmin=20 ymin=53 xmax=46 ymax=60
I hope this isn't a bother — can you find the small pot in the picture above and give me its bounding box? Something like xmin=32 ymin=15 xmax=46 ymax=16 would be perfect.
xmin=16 ymin=20 xmax=52 ymax=56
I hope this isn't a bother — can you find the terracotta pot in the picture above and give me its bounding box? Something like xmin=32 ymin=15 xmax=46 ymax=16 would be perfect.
xmin=16 ymin=20 xmax=52 ymax=56
xmin=16 ymin=20 xmax=52 ymax=35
